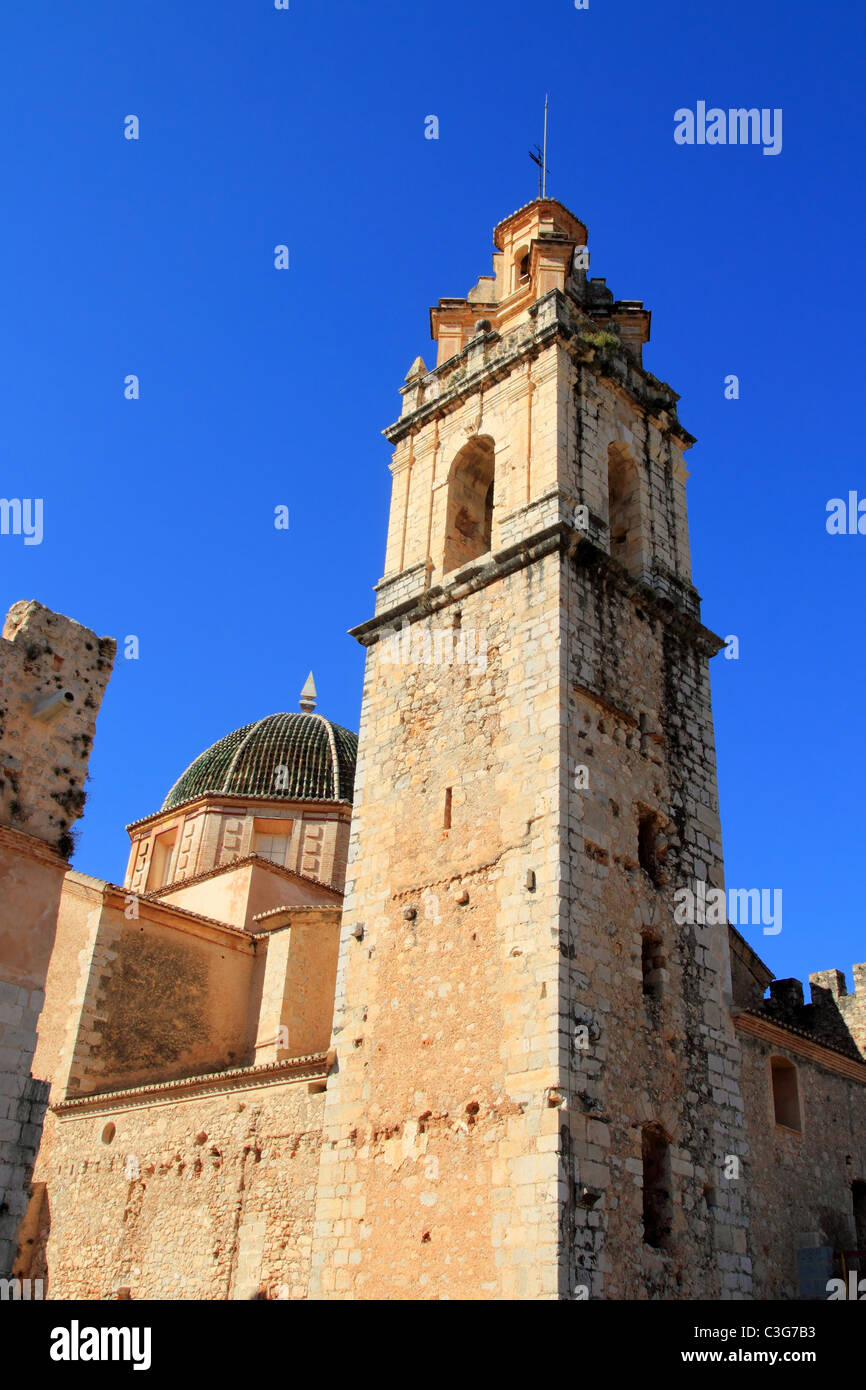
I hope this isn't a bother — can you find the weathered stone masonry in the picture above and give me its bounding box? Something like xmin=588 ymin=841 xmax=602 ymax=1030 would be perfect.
xmin=0 ymin=600 xmax=114 ymax=1276
xmin=308 ymin=198 xmax=752 ymax=1298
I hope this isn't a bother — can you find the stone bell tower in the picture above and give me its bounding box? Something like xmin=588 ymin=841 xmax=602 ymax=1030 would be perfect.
xmin=309 ymin=198 xmax=751 ymax=1300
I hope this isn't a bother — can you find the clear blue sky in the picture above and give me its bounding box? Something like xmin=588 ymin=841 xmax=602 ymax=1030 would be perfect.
xmin=1 ymin=0 xmax=862 ymax=992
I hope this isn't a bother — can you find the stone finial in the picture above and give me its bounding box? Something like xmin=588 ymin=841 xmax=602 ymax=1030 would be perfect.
xmin=405 ymin=357 xmax=428 ymax=382
xmin=299 ymin=672 xmax=317 ymax=713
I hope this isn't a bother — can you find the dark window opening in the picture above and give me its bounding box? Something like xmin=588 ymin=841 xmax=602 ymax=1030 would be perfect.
xmin=443 ymin=436 xmax=495 ymax=575
xmin=642 ymin=1124 xmax=673 ymax=1250
xmin=519 ymin=253 xmax=530 ymax=281
xmin=853 ymin=1181 xmax=866 ymax=1260
xmin=443 ymin=787 xmax=452 ymax=830
xmin=607 ymin=442 xmax=642 ymax=576
xmin=770 ymin=1056 xmax=802 ymax=1131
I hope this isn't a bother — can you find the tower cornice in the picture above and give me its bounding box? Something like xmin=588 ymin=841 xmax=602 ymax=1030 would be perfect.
xmin=491 ymin=196 xmax=588 ymax=250
xmin=349 ymin=524 xmax=719 ymax=658
xmin=385 ymin=289 xmax=694 ymax=450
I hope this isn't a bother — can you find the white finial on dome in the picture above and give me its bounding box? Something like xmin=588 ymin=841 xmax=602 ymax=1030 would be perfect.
xmin=299 ymin=671 xmax=317 ymax=713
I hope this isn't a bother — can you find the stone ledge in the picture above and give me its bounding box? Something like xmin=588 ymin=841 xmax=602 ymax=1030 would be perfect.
xmin=52 ymin=1054 xmax=331 ymax=1116
xmin=351 ymin=529 xmax=720 ymax=658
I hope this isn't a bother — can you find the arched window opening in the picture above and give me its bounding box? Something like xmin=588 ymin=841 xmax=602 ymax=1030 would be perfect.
xmin=443 ymin=436 xmax=495 ymax=576
xmin=642 ymin=1124 xmax=673 ymax=1250
xmin=607 ymin=442 xmax=643 ymax=576
xmin=770 ymin=1056 xmax=802 ymax=1131
xmin=513 ymin=246 xmax=530 ymax=291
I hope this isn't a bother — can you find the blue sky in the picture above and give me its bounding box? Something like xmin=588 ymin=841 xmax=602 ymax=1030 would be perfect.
xmin=0 ymin=0 xmax=862 ymax=992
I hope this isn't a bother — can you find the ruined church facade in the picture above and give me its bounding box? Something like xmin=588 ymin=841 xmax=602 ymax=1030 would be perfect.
xmin=10 ymin=200 xmax=866 ymax=1300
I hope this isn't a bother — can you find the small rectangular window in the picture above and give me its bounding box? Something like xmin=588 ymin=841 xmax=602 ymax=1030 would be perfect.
xmin=771 ymin=1057 xmax=802 ymax=1131
xmin=642 ymin=1125 xmax=673 ymax=1250
xmin=148 ymin=830 xmax=178 ymax=890
xmin=254 ymin=832 xmax=290 ymax=868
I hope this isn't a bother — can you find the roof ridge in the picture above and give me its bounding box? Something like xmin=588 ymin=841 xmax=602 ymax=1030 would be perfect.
xmin=311 ymin=711 xmax=341 ymax=800
xmin=221 ymin=712 xmax=274 ymax=795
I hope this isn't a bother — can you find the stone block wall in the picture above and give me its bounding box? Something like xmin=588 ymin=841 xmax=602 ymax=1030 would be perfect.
xmin=560 ymin=553 xmax=751 ymax=1298
xmin=252 ymin=907 xmax=341 ymax=1065
xmin=19 ymin=1071 xmax=326 ymax=1299
xmin=310 ymin=552 xmax=565 ymax=1300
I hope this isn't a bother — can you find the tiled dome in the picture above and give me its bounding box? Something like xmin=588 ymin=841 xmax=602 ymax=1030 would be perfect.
xmin=162 ymin=712 xmax=357 ymax=810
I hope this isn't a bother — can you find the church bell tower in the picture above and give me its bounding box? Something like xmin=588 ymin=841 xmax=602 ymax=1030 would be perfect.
xmin=309 ymin=198 xmax=752 ymax=1300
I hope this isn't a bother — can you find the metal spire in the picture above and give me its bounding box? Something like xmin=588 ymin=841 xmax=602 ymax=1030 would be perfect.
xmin=529 ymin=94 xmax=550 ymax=199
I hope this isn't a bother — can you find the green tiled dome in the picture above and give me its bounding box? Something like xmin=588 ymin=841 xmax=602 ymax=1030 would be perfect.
xmin=162 ymin=712 xmax=357 ymax=810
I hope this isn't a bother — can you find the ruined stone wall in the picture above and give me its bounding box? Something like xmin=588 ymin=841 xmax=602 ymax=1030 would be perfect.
xmin=0 ymin=831 xmax=58 ymax=1279
xmin=738 ymin=1025 xmax=866 ymax=1297
xmin=23 ymin=1073 xmax=326 ymax=1299
xmin=735 ymin=961 xmax=866 ymax=1066
xmin=0 ymin=601 xmax=115 ymax=852
xmin=0 ymin=600 xmax=114 ymax=1275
